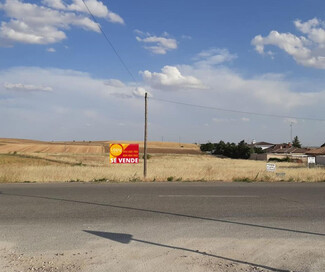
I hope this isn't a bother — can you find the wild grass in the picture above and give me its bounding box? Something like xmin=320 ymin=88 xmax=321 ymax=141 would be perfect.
xmin=0 ymin=153 xmax=324 ymax=183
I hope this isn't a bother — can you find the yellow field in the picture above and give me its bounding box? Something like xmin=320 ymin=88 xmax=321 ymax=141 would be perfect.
xmin=0 ymin=152 xmax=324 ymax=183
xmin=0 ymin=138 xmax=200 ymax=155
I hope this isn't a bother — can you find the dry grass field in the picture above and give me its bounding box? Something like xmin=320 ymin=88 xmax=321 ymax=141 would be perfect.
xmin=0 ymin=152 xmax=324 ymax=183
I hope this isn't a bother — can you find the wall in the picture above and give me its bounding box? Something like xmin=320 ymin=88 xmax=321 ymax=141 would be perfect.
xmin=316 ymin=156 xmax=325 ymax=166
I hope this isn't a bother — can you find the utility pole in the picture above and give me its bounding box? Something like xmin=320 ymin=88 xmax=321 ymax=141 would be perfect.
xmin=290 ymin=122 xmax=293 ymax=143
xmin=144 ymin=92 xmax=148 ymax=178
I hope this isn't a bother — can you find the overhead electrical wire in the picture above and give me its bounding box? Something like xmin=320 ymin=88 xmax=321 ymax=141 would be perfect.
xmin=150 ymin=97 xmax=325 ymax=122
xmin=80 ymin=1 xmax=324 ymax=123
xmin=81 ymin=0 xmax=137 ymax=82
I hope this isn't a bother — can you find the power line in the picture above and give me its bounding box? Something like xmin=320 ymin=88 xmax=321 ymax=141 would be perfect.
xmin=81 ymin=0 xmax=137 ymax=82
xmin=150 ymin=97 xmax=325 ymax=122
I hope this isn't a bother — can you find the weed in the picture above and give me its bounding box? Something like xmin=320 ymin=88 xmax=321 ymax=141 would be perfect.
xmin=69 ymin=179 xmax=81 ymax=182
xmin=233 ymin=177 xmax=253 ymax=182
xmin=142 ymin=154 xmax=152 ymax=160
xmin=129 ymin=174 xmax=140 ymax=182
xmin=92 ymin=178 xmax=108 ymax=182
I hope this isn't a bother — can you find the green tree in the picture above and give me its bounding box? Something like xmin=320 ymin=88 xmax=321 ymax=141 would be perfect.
xmin=200 ymin=142 xmax=215 ymax=152
xmin=237 ymin=140 xmax=251 ymax=159
xmin=212 ymin=140 xmax=251 ymax=159
xmin=251 ymin=147 xmax=264 ymax=154
xmin=292 ymin=136 xmax=301 ymax=148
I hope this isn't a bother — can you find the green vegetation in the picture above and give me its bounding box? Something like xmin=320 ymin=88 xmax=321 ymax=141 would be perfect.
xmin=292 ymin=136 xmax=302 ymax=148
xmin=200 ymin=140 xmax=251 ymax=159
xmin=142 ymin=154 xmax=152 ymax=160
xmin=268 ymin=157 xmax=291 ymax=162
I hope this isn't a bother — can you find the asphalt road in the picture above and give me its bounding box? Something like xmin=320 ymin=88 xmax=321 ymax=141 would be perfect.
xmin=0 ymin=182 xmax=324 ymax=272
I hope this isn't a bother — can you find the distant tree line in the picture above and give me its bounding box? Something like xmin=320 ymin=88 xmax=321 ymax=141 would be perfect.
xmin=200 ymin=140 xmax=258 ymax=159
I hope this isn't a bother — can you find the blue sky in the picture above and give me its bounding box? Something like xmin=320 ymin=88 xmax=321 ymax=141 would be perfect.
xmin=1 ymin=0 xmax=325 ymax=145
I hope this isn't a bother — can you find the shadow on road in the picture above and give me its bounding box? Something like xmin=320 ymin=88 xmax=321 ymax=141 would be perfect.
xmin=84 ymin=230 xmax=290 ymax=272
xmin=2 ymin=192 xmax=325 ymax=237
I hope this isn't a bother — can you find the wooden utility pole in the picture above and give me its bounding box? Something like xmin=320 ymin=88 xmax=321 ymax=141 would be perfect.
xmin=144 ymin=92 xmax=148 ymax=178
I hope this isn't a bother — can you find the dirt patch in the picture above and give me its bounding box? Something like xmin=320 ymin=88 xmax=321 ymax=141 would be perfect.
xmin=0 ymin=248 xmax=93 ymax=272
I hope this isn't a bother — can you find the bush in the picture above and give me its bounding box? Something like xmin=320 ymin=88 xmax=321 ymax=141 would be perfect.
xmin=167 ymin=176 xmax=174 ymax=182
xmin=142 ymin=154 xmax=152 ymax=160
xmin=268 ymin=157 xmax=290 ymax=162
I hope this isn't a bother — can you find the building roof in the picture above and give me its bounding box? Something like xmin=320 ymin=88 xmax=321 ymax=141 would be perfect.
xmin=265 ymin=143 xmax=290 ymax=153
xmin=306 ymin=147 xmax=325 ymax=155
xmin=271 ymin=147 xmax=309 ymax=154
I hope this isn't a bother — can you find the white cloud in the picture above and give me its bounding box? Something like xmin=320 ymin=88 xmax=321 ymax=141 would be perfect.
xmin=63 ymin=0 xmax=124 ymax=24
xmin=47 ymin=47 xmax=56 ymax=52
xmin=1 ymin=61 xmax=325 ymax=144
xmin=133 ymin=87 xmax=152 ymax=97
xmin=252 ymin=18 xmax=325 ymax=69
xmin=0 ymin=67 xmax=148 ymax=141
xmin=4 ymin=82 xmax=52 ymax=92
xmin=141 ymin=65 xmax=207 ymax=90
xmin=142 ymin=48 xmax=325 ymax=111
xmin=194 ymin=48 xmax=237 ymax=68
xmin=0 ymin=0 xmax=123 ymax=46
xmin=42 ymin=0 xmax=66 ymax=10
xmin=135 ymin=30 xmax=177 ymax=55
xmin=294 ymin=18 xmax=325 ymax=45
xmin=0 ymin=67 xmax=142 ymax=98
xmin=104 ymin=79 xmax=125 ymax=88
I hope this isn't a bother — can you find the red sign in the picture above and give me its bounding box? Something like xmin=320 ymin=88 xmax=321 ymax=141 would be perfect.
xmin=109 ymin=144 xmax=139 ymax=164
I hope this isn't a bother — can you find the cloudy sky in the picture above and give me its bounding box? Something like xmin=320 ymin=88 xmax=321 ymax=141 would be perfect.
xmin=1 ymin=0 xmax=325 ymax=146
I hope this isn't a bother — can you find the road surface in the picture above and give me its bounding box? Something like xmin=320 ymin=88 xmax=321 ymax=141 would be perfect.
xmin=0 ymin=182 xmax=324 ymax=271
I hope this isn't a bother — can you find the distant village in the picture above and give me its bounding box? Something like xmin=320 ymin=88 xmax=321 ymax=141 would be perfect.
xmin=200 ymin=137 xmax=325 ymax=166
xmin=249 ymin=140 xmax=325 ymax=165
